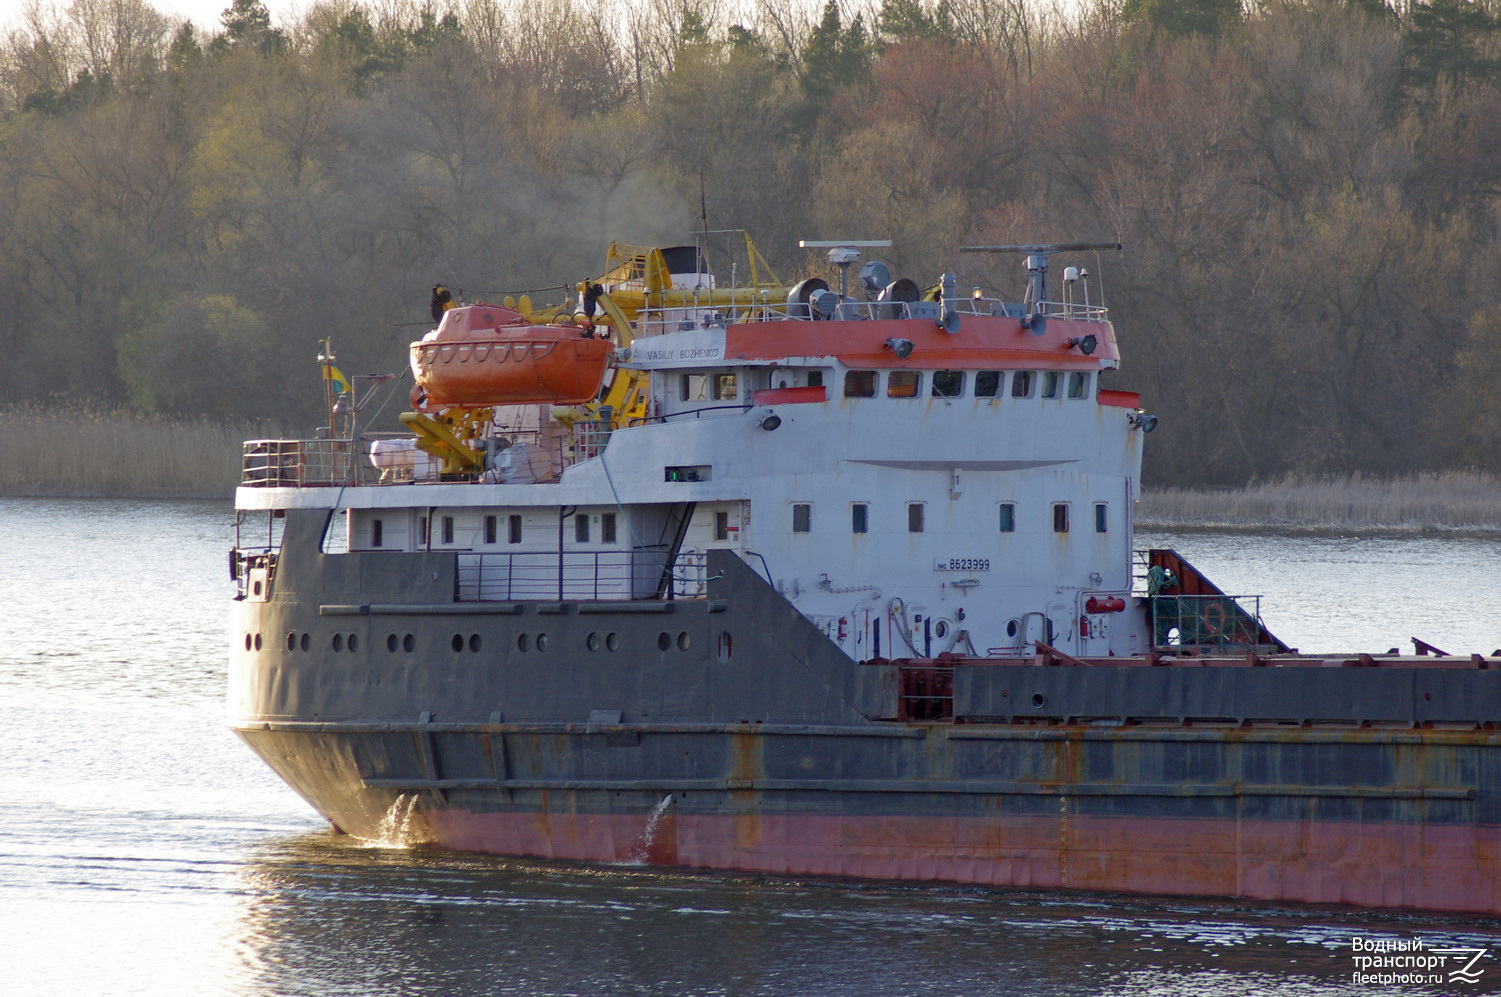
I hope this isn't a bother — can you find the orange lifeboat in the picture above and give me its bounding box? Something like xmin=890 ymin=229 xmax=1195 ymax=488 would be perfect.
xmin=410 ymin=304 xmax=613 ymax=408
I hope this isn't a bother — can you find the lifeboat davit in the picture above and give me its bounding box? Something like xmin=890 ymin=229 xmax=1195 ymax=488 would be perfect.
xmin=410 ymin=303 xmax=613 ymax=408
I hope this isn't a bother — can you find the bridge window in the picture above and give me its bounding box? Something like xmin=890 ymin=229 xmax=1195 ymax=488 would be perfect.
xmin=1041 ymin=371 xmax=1060 ymax=398
xmin=714 ymin=511 xmax=729 ymax=540
xmin=575 ymin=515 xmax=590 ymax=543
xmin=908 ymin=503 xmax=925 ymax=533
xmin=975 ymin=371 xmax=1002 ymax=397
xmin=712 ymin=373 xmax=737 ymax=400
xmin=441 ymin=516 xmax=454 ymax=544
xmin=932 ymin=370 xmax=964 ymax=398
xmin=1011 ymin=371 xmax=1034 ymax=398
xmin=852 ymin=503 xmax=869 ymax=534
xmin=888 ymin=371 xmax=920 ymax=398
xmin=844 ymin=370 xmax=876 ymax=397
xmin=1095 ymin=502 xmax=1108 ymax=533
xmin=484 ymin=515 xmax=497 ymax=544
xmin=508 ymin=514 xmax=522 ymax=543
xmin=1069 ymin=372 xmax=1091 ymax=399
xmin=1053 ymin=503 xmax=1070 ymax=533
xmin=793 ymin=503 xmax=812 ymax=533
xmin=680 ymin=373 xmax=707 ymax=401
xmin=371 ymin=519 xmax=383 ymax=547
xmin=602 ymin=513 xmax=617 ymax=543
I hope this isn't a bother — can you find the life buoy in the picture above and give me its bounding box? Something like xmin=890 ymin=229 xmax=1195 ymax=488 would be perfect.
xmin=1201 ymin=600 xmax=1227 ymax=637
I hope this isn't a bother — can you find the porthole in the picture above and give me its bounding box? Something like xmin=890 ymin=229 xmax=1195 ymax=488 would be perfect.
xmin=286 ymin=632 xmax=296 ymax=651
xmin=348 ymin=633 xmax=359 ymax=652
xmin=253 ymin=633 xmax=262 ymax=651
xmin=403 ymin=633 xmax=415 ymax=653
xmin=677 ymin=631 xmax=690 ymax=651
xmin=300 ymin=633 xmax=310 ymax=651
xmin=469 ymin=634 xmax=481 ymax=653
xmin=587 ymin=632 xmax=602 ymax=652
xmin=657 ymin=632 xmax=671 ymax=651
xmin=332 ymin=633 xmax=344 ymax=652
xmin=518 ymin=633 xmax=531 ymax=653
xmin=536 ymin=633 xmax=550 ymax=652
xmin=452 ymin=633 xmax=464 ymax=653
xmin=387 ymin=634 xmax=398 ymax=653
xmin=1006 ymin=619 xmax=1020 ymax=638
xmin=244 ymin=633 xmax=252 ymax=651
xmin=605 ymin=632 xmax=620 ymax=652
xmin=717 ymin=631 xmax=733 ymax=662
xmin=1032 ymin=693 xmax=1046 ymax=709
xmin=934 ymin=620 xmax=950 ymax=640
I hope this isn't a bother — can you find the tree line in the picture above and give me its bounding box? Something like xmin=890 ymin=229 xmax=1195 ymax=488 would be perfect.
xmin=2 ymin=0 xmax=1500 ymax=486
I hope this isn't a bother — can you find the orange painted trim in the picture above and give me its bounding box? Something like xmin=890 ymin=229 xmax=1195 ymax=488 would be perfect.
xmin=1098 ymin=389 xmax=1141 ymax=409
xmin=752 ymin=386 xmax=828 ymax=405
xmin=724 ymin=315 xmax=1118 ymax=370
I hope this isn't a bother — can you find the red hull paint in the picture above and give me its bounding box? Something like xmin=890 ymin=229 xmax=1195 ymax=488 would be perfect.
xmin=414 ymin=808 xmax=1501 ymax=914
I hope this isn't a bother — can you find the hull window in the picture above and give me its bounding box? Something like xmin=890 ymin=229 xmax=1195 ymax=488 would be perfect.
xmin=793 ymin=503 xmax=811 ymax=533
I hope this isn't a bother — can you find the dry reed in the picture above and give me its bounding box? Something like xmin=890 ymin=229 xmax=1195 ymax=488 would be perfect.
xmin=1139 ymin=472 xmax=1501 ymax=532
xmin=4 ymin=409 xmax=1497 ymax=526
xmin=0 ymin=407 xmax=286 ymax=499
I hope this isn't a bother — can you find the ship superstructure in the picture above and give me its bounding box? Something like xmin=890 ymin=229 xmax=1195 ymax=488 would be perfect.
xmin=230 ymin=237 xmax=1501 ymax=915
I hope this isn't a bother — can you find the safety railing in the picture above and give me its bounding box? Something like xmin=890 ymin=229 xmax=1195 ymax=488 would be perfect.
xmin=1150 ymin=594 xmax=1268 ymax=648
xmin=457 ymin=548 xmax=680 ymax=601
xmin=241 ymin=439 xmax=356 ymax=487
xmin=632 ymin=295 xmax=1109 ymax=333
xmin=243 ymin=423 xmax=620 ymax=488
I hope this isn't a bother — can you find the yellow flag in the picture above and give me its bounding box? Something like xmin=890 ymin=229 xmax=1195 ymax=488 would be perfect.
xmin=323 ymin=365 xmax=350 ymax=394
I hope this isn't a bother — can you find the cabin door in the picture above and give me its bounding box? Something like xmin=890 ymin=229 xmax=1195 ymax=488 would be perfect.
xmin=1046 ymin=600 xmax=1073 ymax=653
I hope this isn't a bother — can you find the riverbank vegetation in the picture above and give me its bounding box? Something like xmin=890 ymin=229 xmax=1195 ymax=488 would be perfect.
xmin=0 ymin=408 xmax=278 ymax=498
xmin=1137 ymin=472 xmax=1501 ymax=531
xmin=2 ymin=0 xmax=1501 ymax=491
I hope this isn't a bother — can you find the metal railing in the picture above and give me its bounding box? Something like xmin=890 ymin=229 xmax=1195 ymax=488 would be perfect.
xmin=1150 ymin=594 xmax=1268 ymax=648
xmin=457 ymin=548 xmax=676 ymax=601
xmin=634 ymin=295 xmax=1110 ymax=331
xmin=242 ymin=439 xmax=355 ymax=487
xmin=243 ymin=423 xmax=619 ymax=488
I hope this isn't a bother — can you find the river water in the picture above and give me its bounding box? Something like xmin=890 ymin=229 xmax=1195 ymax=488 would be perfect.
xmin=2 ymin=498 xmax=1500 ymax=996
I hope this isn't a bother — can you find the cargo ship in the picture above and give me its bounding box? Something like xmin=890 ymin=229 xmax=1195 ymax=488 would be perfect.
xmin=230 ymin=235 xmax=1501 ymax=915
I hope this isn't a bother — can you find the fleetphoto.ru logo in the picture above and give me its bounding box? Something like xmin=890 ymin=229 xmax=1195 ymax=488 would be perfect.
xmin=1349 ymin=936 xmax=1490 ymax=987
